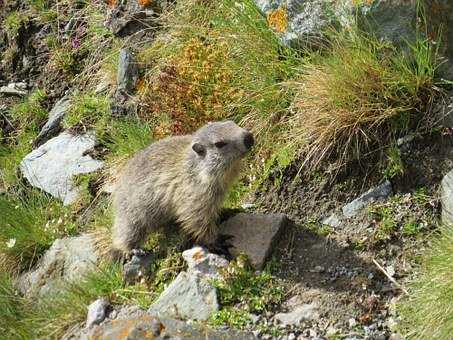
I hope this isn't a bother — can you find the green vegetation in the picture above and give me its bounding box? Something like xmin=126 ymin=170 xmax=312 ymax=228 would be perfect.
xmin=367 ymin=189 xmax=436 ymax=243
xmin=63 ymin=92 xmax=110 ymax=135
xmin=383 ymin=146 xmax=405 ymax=179
xmin=398 ymin=225 xmax=453 ymax=339
xmin=0 ymin=191 xmax=77 ymax=273
xmin=287 ymin=28 xmax=437 ymax=170
xmin=210 ymin=255 xmax=284 ymax=329
xmin=4 ymin=11 xmax=29 ymax=39
xmin=0 ymin=264 xmax=153 ymax=339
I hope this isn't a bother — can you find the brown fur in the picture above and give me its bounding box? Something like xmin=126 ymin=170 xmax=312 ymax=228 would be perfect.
xmin=111 ymin=121 xmax=253 ymax=254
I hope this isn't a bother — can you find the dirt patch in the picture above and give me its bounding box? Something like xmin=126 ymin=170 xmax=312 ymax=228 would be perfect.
xmin=252 ymin=132 xmax=453 ymax=338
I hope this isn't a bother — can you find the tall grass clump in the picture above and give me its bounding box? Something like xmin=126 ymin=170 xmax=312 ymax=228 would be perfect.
xmin=287 ymin=27 xmax=438 ymax=170
xmin=398 ymin=226 xmax=453 ymax=339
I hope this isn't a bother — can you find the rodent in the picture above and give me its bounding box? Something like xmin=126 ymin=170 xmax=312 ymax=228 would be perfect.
xmin=111 ymin=120 xmax=254 ymax=255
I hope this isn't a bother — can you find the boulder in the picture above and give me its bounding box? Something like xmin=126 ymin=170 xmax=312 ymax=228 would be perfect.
xmin=342 ymin=180 xmax=392 ymax=218
xmin=358 ymin=0 xmax=416 ymax=48
xmin=433 ymin=91 xmax=453 ymax=129
xmin=17 ymin=234 xmax=98 ymax=297
xmin=35 ymin=94 xmax=72 ymax=146
xmin=255 ymin=0 xmax=352 ymax=48
xmin=182 ymin=246 xmax=229 ymax=280
xmin=77 ymin=314 xmax=258 ymax=340
xmin=441 ymin=169 xmax=453 ymax=226
xmin=20 ymin=131 xmax=104 ymax=205
xmin=148 ymin=271 xmax=218 ymax=321
xmin=221 ymin=213 xmax=288 ymax=269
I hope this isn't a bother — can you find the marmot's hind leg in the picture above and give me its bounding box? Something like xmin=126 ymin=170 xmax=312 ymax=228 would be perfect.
xmin=111 ymin=216 xmax=150 ymax=254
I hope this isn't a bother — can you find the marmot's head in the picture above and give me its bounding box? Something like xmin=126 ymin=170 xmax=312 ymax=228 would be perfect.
xmin=189 ymin=121 xmax=254 ymax=179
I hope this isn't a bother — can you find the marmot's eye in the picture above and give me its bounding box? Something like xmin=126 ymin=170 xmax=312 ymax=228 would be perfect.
xmin=214 ymin=141 xmax=227 ymax=148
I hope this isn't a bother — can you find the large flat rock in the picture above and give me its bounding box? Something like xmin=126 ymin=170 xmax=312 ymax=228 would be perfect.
xmin=221 ymin=213 xmax=288 ymax=269
xmin=17 ymin=234 xmax=98 ymax=297
xmin=20 ymin=131 xmax=104 ymax=205
xmin=441 ymin=169 xmax=453 ymax=226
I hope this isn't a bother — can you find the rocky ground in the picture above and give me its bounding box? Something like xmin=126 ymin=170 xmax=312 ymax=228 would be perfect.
xmin=1 ymin=0 xmax=453 ymax=339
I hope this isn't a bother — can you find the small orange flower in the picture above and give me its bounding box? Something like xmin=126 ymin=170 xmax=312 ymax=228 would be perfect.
xmin=267 ymin=7 xmax=288 ymax=33
xmin=138 ymin=0 xmax=153 ymax=7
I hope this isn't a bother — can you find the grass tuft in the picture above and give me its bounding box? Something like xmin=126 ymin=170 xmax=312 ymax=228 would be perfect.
xmin=398 ymin=225 xmax=453 ymax=339
xmin=287 ymin=28 xmax=437 ymax=170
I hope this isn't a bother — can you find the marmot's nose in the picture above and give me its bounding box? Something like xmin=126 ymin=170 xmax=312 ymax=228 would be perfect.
xmin=243 ymin=132 xmax=254 ymax=150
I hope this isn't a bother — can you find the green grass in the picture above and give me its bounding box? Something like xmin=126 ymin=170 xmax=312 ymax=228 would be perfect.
xmin=63 ymin=92 xmax=110 ymax=135
xmin=382 ymin=146 xmax=405 ymax=179
xmin=210 ymin=255 xmax=284 ymax=330
xmin=0 ymin=191 xmax=77 ymax=273
xmin=0 ymin=263 xmax=154 ymax=339
xmin=398 ymin=226 xmax=453 ymax=339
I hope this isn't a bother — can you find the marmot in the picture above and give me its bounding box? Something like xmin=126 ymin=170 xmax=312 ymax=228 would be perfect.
xmin=111 ymin=120 xmax=254 ymax=254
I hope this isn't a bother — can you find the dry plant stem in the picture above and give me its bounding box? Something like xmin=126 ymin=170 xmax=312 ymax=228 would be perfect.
xmin=373 ymin=258 xmax=409 ymax=295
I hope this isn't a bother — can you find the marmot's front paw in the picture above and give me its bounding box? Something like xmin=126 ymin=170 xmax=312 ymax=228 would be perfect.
xmin=204 ymin=234 xmax=234 ymax=259
xmin=125 ymin=248 xmax=149 ymax=261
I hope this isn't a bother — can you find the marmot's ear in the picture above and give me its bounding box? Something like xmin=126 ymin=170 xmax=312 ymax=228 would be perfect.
xmin=192 ymin=142 xmax=206 ymax=156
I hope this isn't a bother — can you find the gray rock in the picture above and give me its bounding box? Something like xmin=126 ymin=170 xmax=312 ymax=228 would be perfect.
xmin=360 ymin=0 xmax=453 ymax=80
xmin=86 ymin=298 xmax=110 ymax=328
xmin=342 ymin=180 xmax=392 ymax=218
xmin=359 ymin=0 xmax=416 ymax=48
xmin=274 ymin=303 xmax=320 ymax=327
xmin=35 ymin=95 xmax=72 ymax=145
xmin=441 ymin=169 xmax=453 ymax=226
xmin=0 ymin=83 xmax=27 ymax=96
xmin=182 ymin=246 xmax=229 ymax=280
xmin=20 ymin=131 xmax=104 ymax=205
xmin=105 ymin=1 xmax=161 ymax=37
xmin=148 ymin=271 xmax=218 ymax=321
xmin=117 ymin=49 xmax=138 ymax=94
xmin=123 ymin=252 xmax=154 ymax=284
xmin=321 ymin=213 xmax=341 ymax=228
xmin=17 ymin=234 xmax=98 ymax=297
xmin=77 ymin=314 xmax=258 ymax=340
xmin=221 ymin=213 xmax=288 ymax=269
xmin=255 ymin=0 xmax=353 ymax=48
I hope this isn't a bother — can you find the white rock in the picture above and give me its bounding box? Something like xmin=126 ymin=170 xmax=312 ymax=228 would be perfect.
xmin=20 ymin=131 xmax=104 ymax=205
xmin=182 ymin=246 xmax=228 ymax=280
xmin=86 ymin=298 xmax=110 ymax=328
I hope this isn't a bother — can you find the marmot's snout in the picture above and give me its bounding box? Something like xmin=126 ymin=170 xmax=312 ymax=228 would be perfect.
xmin=243 ymin=131 xmax=254 ymax=150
